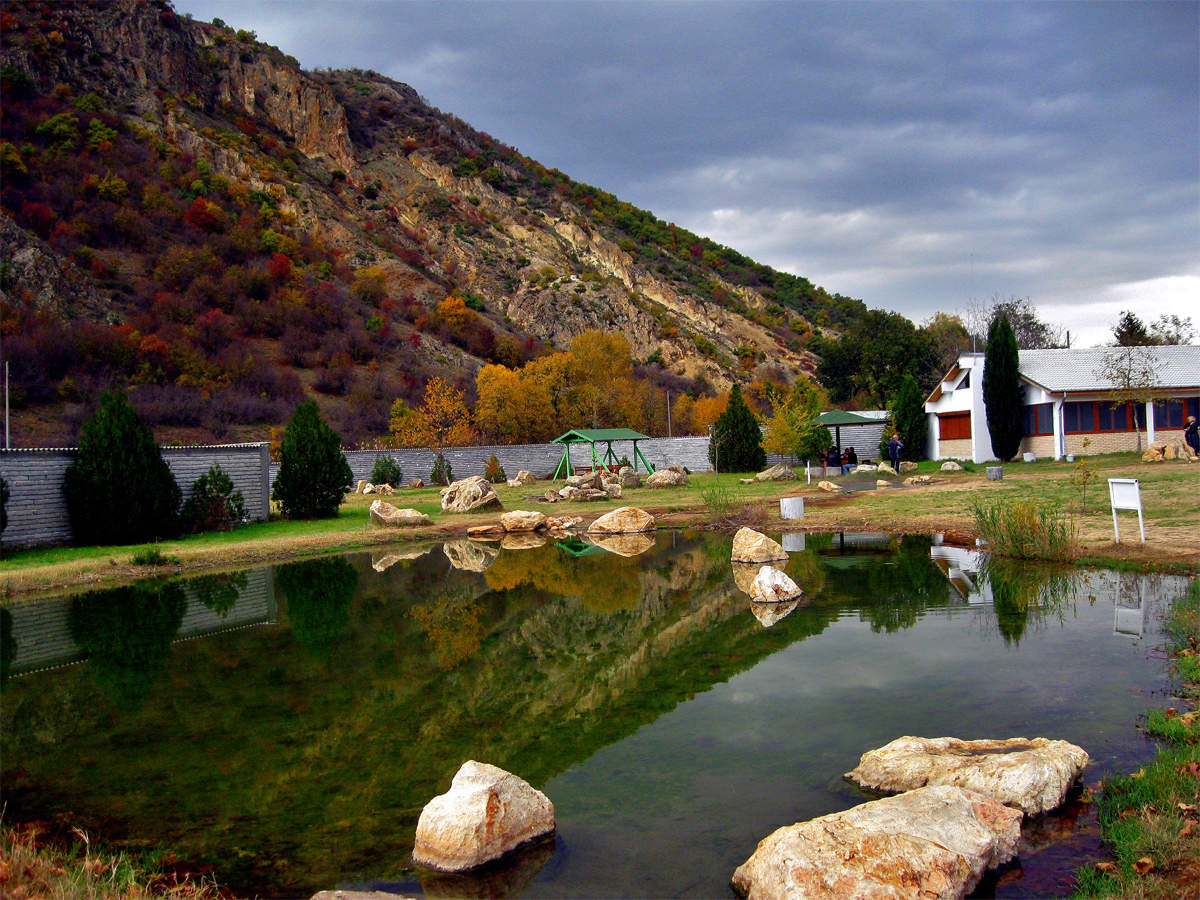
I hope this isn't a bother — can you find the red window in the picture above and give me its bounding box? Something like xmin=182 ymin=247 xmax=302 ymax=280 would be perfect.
xmin=938 ymin=412 xmax=971 ymax=440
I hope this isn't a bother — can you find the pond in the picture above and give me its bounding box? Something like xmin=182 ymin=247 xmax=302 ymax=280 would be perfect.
xmin=0 ymin=531 xmax=1187 ymax=898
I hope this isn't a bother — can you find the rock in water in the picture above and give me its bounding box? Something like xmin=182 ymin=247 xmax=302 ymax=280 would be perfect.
xmin=749 ymin=566 xmax=802 ymax=603
xmin=368 ymin=500 xmax=430 ymax=527
xmin=845 ymin=735 xmax=1090 ymax=815
xmin=413 ymin=760 xmax=555 ymax=873
xmin=731 ymin=785 xmax=1022 ymax=900
xmin=440 ymin=475 xmax=502 ymax=513
xmin=587 ymin=506 xmax=655 ymax=534
xmin=731 ymin=527 xmax=788 ymax=563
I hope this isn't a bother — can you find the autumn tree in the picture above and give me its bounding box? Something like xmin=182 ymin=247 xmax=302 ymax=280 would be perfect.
xmin=393 ymin=377 xmax=477 ymax=450
xmin=474 ymin=363 xmax=554 ymax=444
xmin=763 ymin=378 xmax=831 ymax=462
xmin=565 ymin=330 xmax=640 ymax=429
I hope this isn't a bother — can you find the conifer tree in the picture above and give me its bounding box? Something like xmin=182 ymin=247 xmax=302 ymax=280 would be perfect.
xmin=890 ymin=374 xmax=926 ymax=461
xmin=983 ymin=314 xmax=1023 ymax=461
xmin=63 ymin=388 xmax=181 ymax=545
xmin=272 ymin=400 xmax=353 ymax=519
xmin=708 ymin=383 xmax=766 ymax=472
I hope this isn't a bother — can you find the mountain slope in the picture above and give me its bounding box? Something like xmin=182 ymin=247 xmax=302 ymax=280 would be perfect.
xmin=0 ymin=0 xmax=866 ymax=447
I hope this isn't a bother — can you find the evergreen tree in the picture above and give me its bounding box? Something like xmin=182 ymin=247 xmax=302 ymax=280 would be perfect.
xmin=272 ymin=400 xmax=353 ymax=519
xmin=890 ymin=374 xmax=926 ymax=461
xmin=982 ymin=314 xmax=1023 ymax=462
xmin=708 ymin=383 xmax=766 ymax=472
xmin=63 ymin=389 xmax=181 ymax=545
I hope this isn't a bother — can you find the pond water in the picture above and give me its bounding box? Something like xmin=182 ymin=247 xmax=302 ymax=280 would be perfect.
xmin=0 ymin=531 xmax=1187 ymax=898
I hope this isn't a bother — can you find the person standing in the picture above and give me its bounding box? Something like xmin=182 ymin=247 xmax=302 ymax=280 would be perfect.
xmin=888 ymin=434 xmax=903 ymax=469
xmin=1185 ymin=415 xmax=1200 ymax=457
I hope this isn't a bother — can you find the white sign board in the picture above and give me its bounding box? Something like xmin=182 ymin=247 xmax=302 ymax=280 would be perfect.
xmin=1107 ymin=478 xmax=1145 ymax=544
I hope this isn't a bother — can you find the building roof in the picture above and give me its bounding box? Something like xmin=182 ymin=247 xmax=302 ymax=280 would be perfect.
xmin=1018 ymin=345 xmax=1200 ymax=393
xmin=815 ymin=410 xmax=878 ymax=426
xmin=552 ymin=428 xmax=650 ymax=444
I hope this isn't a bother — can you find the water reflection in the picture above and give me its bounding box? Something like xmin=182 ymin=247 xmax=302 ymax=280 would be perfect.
xmin=0 ymin=532 xmax=1187 ymax=898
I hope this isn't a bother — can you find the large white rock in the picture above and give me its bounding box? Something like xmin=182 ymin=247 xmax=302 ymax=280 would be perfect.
xmin=731 ymin=527 xmax=788 ymax=563
xmin=749 ymin=566 xmax=802 ymax=603
xmin=817 ymin=480 xmax=841 ymax=493
xmin=368 ymin=500 xmax=430 ymax=528
xmin=731 ymin=785 xmax=1022 ymax=900
xmin=755 ymin=463 xmax=796 ymax=482
xmin=587 ymin=506 xmax=656 ymax=534
xmin=845 ymin=735 xmax=1090 ymax=815
xmin=645 ymin=468 xmax=688 ymax=487
xmin=941 ymin=460 xmax=964 ymax=472
xmin=440 ymin=476 xmax=502 ymax=513
xmin=413 ymin=760 xmax=555 ymax=873
xmin=732 ymin=561 xmax=785 ymax=595
xmin=500 ymin=510 xmax=547 ymax=532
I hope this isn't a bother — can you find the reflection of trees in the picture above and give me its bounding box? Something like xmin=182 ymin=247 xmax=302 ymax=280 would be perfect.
xmin=278 ymin=558 xmax=358 ymax=659
xmin=410 ymin=585 xmax=484 ymax=669
xmin=850 ymin=536 xmax=950 ymax=633
xmin=485 ymin=547 xmax=642 ymax=612
xmin=1 ymin=608 xmax=14 ymax=687
xmin=69 ymin=579 xmax=186 ymax=709
xmin=783 ymin=547 xmax=826 ymax=597
xmin=982 ymin=559 xmax=1078 ymax=646
xmin=190 ymin=571 xmax=248 ymax=617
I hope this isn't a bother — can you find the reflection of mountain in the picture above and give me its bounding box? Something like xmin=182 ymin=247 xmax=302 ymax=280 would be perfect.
xmin=0 ymin=533 xmax=886 ymax=896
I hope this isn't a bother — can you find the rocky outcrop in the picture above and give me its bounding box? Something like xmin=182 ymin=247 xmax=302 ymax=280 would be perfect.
xmin=412 ymin=760 xmax=555 ymax=873
xmin=587 ymin=506 xmax=655 ymax=534
xmin=731 ymin=527 xmax=788 ymax=563
xmin=1143 ymin=439 xmax=1197 ymax=462
xmin=368 ymin=500 xmax=429 ymax=527
xmin=731 ymin=785 xmax=1022 ymax=900
xmin=755 ymin=464 xmax=795 ymax=482
xmin=732 ymin=561 xmax=785 ymax=595
xmin=749 ymin=566 xmax=802 ymax=603
xmin=845 ymin=736 xmax=1089 ymax=815
xmin=876 ymin=462 xmax=897 ymax=476
xmin=440 ymin=476 xmax=502 ymax=513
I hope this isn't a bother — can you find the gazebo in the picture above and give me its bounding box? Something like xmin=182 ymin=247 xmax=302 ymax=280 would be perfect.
xmin=551 ymin=428 xmax=656 ymax=480
xmin=814 ymin=410 xmax=880 ymax=455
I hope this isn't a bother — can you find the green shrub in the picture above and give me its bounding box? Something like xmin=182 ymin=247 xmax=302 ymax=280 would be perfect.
xmin=181 ymin=464 xmax=245 ymax=533
xmin=709 ymin=383 xmax=766 ymax=473
xmin=431 ymin=453 xmax=454 ymax=486
xmin=64 ymin=389 xmax=181 ymax=545
xmin=969 ymin=497 xmax=1076 ymax=561
xmin=129 ymin=547 xmax=179 ymax=566
xmin=369 ymin=455 xmax=403 ymax=487
xmin=700 ymin=482 xmax=732 ymax=519
xmin=271 ymin=401 xmax=352 ymax=519
xmin=483 ymin=453 xmax=506 ymax=483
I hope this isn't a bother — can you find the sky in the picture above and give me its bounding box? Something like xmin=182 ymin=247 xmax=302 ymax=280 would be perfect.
xmin=175 ymin=0 xmax=1199 ymax=348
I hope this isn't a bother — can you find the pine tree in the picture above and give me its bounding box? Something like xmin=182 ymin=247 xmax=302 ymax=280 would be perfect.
xmin=983 ymin=314 xmax=1024 ymax=462
xmin=272 ymin=401 xmax=353 ymax=518
xmin=63 ymin=389 xmax=181 ymax=545
xmin=891 ymin=374 xmax=926 ymax=461
xmin=708 ymin=383 xmax=766 ymax=472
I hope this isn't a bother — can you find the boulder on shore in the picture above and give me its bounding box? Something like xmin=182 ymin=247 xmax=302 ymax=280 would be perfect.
xmin=845 ymin=735 xmax=1089 ymax=815
xmin=731 ymin=527 xmax=788 ymax=563
xmin=368 ymin=500 xmax=429 ymax=528
xmin=731 ymin=785 xmax=1022 ymax=900
xmin=587 ymin=506 xmax=655 ymax=534
xmin=500 ymin=510 xmax=547 ymax=533
xmin=413 ymin=760 xmax=555 ymax=873
xmin=440 ymin=475 xmax=502 ymax=513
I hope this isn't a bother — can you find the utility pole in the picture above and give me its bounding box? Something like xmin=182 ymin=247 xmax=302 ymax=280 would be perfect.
xmin=666 ymin=391 xmax=672 ymax=438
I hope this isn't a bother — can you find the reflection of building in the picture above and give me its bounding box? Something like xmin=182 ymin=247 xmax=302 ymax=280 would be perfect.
xmin=4 ymin=568 xmax=276 ymax=676
xmin=929 ymin=537 xmax=992 ymax=605
xmin=924 ymin=347 xmax=1200 ymax=462
xmin=819 ymin=532 xmax=894 ymax=553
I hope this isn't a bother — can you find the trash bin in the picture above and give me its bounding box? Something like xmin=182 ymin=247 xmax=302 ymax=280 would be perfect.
xmin=986 ymin=466 xmax=1003 ymax=481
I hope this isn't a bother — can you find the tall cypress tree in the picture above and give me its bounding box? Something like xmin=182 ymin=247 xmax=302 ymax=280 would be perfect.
xmin=890 ymin=374 xmax=926 ymax=461
xmin=708 ymin=383 xmax=766 ymax=472
xmin=983 ymin=314 xmax=1024 ymax=461
xmin=272 ymin=400 xmax=353 ymax=518
xmin=63 ymin=388 xmax=181 ymax=545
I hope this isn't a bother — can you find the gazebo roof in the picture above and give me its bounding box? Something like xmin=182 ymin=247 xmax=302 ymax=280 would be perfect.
xmin=814 ymin=410 xmax=878 ymax=426
xmin=552 ymin=428 xmax=651 ymax=444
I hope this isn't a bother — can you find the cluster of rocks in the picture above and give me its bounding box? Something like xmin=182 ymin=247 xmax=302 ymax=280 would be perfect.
xmin=733 ymin=735 xmax=1089 ymax=898
xmin=729 ymin=527 xmax=804 ymax=625
xmin=541 ymin=467 xmax=638 ymax=503
xmin=1142 ymin=438 xmax=1197 ymax=462
xmin=354 ymin=480 xmax=395 ymax=495
xmin=465 ymin=510 xmax=583 ymax=540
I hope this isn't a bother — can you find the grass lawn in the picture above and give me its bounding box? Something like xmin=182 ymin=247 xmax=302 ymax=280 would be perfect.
xmin=2 ymin=452 xmax=1196 ymax=599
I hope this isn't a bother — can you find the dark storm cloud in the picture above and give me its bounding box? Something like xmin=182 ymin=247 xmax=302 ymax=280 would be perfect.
xmin=178 ymin=0 xmax=1199 ymax=345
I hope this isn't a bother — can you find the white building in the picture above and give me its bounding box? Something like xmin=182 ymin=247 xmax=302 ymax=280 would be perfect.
xmin=923 ymin=346 xmax=1200 ymax=462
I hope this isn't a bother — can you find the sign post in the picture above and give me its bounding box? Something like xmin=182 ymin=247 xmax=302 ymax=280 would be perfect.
xmin=1107 ymin=478 xmax=1145 ymax=544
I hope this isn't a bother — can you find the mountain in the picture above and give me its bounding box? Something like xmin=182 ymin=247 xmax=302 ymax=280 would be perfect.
xmin=0 ymin=0 xmax=868 ymax=447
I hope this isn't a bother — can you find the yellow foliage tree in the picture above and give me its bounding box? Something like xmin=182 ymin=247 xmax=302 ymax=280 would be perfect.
xmin=690 ymin=394 xmax=728 ymax=433
xmin=391 ymin=377 xmax=477 ymax=450
xmin=434 ymin=295 xmax=477 ymax=335
xmin=565 ymin=330 xmax=640 ymax=429
xmin=475 ymin=364 xmax=555 ymax=444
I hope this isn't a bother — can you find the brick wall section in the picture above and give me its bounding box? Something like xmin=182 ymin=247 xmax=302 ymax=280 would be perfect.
xmin=1 ymin=443 xmax=271 ymax=550
xmin=938 ymin=438 xmax=973 ymax=459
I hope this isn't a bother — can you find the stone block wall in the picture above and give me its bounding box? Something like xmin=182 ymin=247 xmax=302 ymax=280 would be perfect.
xmin=1 ymin=443 xmax=271 ymax=550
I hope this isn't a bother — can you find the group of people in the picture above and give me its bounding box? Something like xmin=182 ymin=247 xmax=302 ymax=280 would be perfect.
xmin=825 ymin=445 xmax=859 ymax=475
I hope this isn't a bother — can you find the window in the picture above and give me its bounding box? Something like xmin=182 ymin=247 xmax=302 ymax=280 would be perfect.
xmin=956 ymin=371 xmax=970 ymax=389
xmin=938 ymin=412 xmax=971 ymax=440
xmin=1154 ymin=399 xmax=1194 ymax=429
xmin=1023 ymin=403 xmax=1053 ymax=436
xmin=1063 ymin=401 xmax=1094 ymax=433
xmin=1098 ymin=402 xmax=1131 ymax=432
